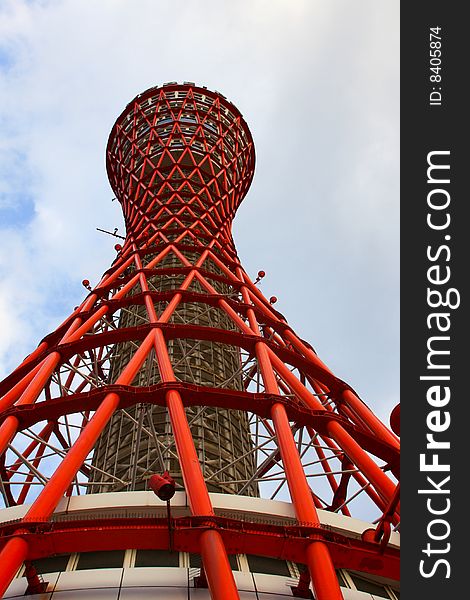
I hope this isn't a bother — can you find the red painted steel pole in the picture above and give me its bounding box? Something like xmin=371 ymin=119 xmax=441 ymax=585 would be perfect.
xmin=318 ymin=432 xmax=391 ymax=515
xmin=0 ymin=536 xmax=29 ymax=598
xmin=0 ymin=332 xmax=156 ymax=594
xmin=152 ymin=329 xmax=239 ymax=599
xmin=267 ymin=348 xmax=396 ymax=504
xmin=326 ymin=420 xmax=397 ymax=504
xmin=199 ymin=530 xmax=240 ymax=600
xmin=283 ymin=329 xmax=399 ymax=450
xmin=24 ymin=392 xmax=121 ymax=521
xmin=0 ymin=416 xmax=19 ymax=457
xmin=305 ymin=542 xmax=345 ymax=600
xmin=165 ymin=389 xmax=213 ymax=516
xmin=0 ymin=353 xmax=61 ymax=456
xmin=0 ymin=362 xmax=42 ymax=412
xmin=270 ymin=402 xmax=343 ymax=600
xmin=0 ymin=393 xmax=121 ymax=588
xmin=256 ymin=343 xmax=343 ymax=600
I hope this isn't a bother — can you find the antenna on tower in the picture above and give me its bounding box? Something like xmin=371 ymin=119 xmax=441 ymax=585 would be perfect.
xmin=96 ymin=227 xmax=125 ymax=239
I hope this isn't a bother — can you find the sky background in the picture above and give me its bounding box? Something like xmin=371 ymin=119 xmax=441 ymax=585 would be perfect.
xmin=0 ymin=0 xmax=399 ymax=425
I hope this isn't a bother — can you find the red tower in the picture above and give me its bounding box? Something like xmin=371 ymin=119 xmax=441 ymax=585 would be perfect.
xmin=0 ymin=83 xmax=399 ymax=600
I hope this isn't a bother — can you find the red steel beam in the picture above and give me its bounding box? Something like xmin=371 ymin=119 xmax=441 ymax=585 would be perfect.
xmin=256 ymin=342 xmax=343 ymax=600
xmin=153 ymin=327 xmax=240 ymax=600
xmin=0 ymin=331 xmax=155 ymax=596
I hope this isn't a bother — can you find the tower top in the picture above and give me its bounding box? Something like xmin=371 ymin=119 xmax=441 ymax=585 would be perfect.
xmin=106 ymin=83 xmax=255 ymax=229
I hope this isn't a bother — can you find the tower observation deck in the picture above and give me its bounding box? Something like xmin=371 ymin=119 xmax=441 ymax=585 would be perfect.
xmin=0 ymin=83 xmax=400 ymax=600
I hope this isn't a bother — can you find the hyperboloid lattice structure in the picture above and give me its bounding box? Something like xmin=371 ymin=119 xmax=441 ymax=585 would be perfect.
xmin=0 ymin=83 xmax=399 ymax=600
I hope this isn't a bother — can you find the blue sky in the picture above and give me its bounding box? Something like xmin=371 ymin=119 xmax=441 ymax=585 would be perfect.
xmin=0 ymin=0 xmax=399 ymax=428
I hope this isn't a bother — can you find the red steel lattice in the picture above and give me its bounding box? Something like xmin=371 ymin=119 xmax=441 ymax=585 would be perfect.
xmin=0 ymin=83 xmax=399 ymax=600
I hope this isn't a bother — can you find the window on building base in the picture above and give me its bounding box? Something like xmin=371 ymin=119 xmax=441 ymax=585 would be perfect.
xmin=31 ymin=555 xmax=71 ymax=575
xmin=349 ymin=574 xmax=391 ymax=598
xmin=190 ymin=553 xmax=239 ymax=571
xmin=76 ymin=550 xmax=125 ymax=570
xmin=135 ymin=549 xmax=180 ymax=568
xmin=246 ymin=555 xmax=290 ymax=577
